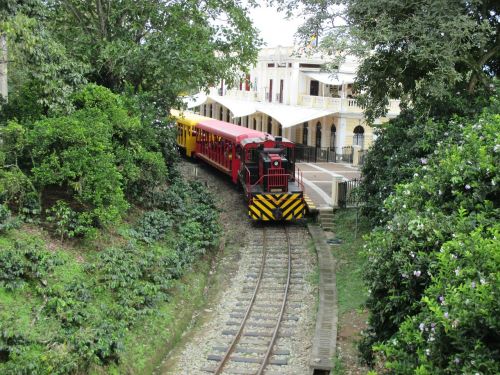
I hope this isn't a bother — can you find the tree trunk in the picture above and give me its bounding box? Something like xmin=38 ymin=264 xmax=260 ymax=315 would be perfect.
xmin=0 ymin=33 xmax=7 ymax=102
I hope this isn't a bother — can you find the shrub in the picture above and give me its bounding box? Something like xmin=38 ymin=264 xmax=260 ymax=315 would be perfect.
xmin=361 ymin=107 xmax=500 ymax=369
xmin=0 ymin=238 xmax=62 ymax=290
xmin=130 ymin=210 xmax=173 ymax=244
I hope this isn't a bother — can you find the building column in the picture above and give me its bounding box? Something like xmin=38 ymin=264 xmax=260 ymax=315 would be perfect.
xmin=331 ymin=176 xmax=344 ymax=208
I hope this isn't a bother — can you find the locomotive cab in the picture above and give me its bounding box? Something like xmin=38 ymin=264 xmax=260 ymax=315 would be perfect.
xmin=258 ymin=149 xmax=289 ymax=192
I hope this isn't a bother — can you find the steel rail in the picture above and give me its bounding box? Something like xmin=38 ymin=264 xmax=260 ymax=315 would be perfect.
xmin=213 ymin=228 xmax=269 ymax=375
xmin=256 ymin=226 xmax=292 ymax=374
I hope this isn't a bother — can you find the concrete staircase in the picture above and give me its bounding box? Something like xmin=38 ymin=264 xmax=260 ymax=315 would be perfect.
xmin=318 ymin=209 xmax=334 ymax=231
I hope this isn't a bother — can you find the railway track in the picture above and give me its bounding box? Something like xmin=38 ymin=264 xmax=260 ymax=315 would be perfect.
xmin=201 ymin=225 xmax=310 ymax=375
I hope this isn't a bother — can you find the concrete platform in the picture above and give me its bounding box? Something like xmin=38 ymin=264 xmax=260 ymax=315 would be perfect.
xmin=298 ymin=162 xmax=361 ymax=209
xmin=307 ymin=223 xmax=338 ymax=373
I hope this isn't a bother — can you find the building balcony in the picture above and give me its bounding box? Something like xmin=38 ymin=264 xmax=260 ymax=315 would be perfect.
xmin=225 ymin=89 xmax=260 ymax=101
xmin=299 ymin=95 xmax=401 ymax=116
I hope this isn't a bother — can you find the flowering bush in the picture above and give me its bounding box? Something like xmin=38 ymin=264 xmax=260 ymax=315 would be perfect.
xmin=361 ymin=104 xmax=500 ymax=371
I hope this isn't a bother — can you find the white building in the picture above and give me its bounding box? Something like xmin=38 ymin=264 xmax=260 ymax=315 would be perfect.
xmin=186 ymin=46 xmax=400 ymax=159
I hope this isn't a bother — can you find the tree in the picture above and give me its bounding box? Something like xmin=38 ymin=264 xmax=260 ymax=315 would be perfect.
xmin=276 ymin=0 xmax=499 ymax=121
xmin=47 ymin=0 xmax=261 ymax=111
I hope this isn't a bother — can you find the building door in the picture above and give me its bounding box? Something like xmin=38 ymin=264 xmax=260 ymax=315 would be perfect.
xmin=278 ymin=123 xmax=282 ymax=136
xmin=253 ymin=118 xmax=257 ymax=130
xmin=330 ymin=124 xmax=336 ymax=149
xmin=316 ymin=122 xmax=322 ymax=148
xmin=267 ymin=116 xmax=272 ymax=134
xmin=310 ymin=80 xmax=319 ymax=96
xmin=302 ymin=122 xmax=308 ymax=145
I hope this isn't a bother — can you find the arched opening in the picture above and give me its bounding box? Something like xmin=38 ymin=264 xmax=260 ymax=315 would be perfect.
xmin=353 ymin=125 xmax=365 ymax=148
xmin=330 ymin=124 xmax=336 ymax=149
xmin=267 ymin=116 xmax=272 ymax=134
xmin=302 ymin=122 xmax=308 ymax=145
xmin=316 ymin=121 xmax=322 ymax=148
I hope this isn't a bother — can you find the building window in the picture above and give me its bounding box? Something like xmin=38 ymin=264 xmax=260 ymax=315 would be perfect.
xmin=302 ymin=122 xmax=308 ymax=145
xmin=353 ymin=125 xmax=365 ymax=148
xmin=310 ymin=80 xmax=319 ymax=96
xmin=267 ymin=63 xmax=275 ymax=67
xmin=237 ymin=117 xmax=241 ymax=126
xmin=278 ymin=123 xmax=282 ymax=136
xmin=253 ymin=118 xmax=257 ymax=130
xmin=219 ymin=106 xmax=223 ymax=120
xmin=226 ymin=109 xmax=230 ymax=123
xmin=203 ymin=105 xmax=206 ymax=116
xmin=267 ymin=116 xmax=272 ymax=134
xmin=316 ymin=122 xmax=322 ymax=148
xmin=209 ymin=104 xmax=213 ymax=118
xmin=330 ymin=124 xmax=336 ymax=149
xmin=279 ymin=79 xmax=284 ymax=103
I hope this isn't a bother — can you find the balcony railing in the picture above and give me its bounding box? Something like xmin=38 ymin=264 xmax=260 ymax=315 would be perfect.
xmin=300 ymin=95 xmax=401 ymax=115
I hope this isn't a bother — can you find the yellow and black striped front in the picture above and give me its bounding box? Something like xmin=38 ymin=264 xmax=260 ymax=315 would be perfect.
xmin=248 ymin=193 xmax=305 ymax=221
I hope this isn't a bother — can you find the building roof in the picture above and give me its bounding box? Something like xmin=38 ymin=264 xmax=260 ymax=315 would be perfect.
xmin=255 ymin=103 xmax=336 ymax=129
xmin=207 ymin=95 xmax=257 ymax=117
xmin=182 ymin=93 xmax=207 ymax=109
xmin=197 ymin=119 xmax=269 ymax=143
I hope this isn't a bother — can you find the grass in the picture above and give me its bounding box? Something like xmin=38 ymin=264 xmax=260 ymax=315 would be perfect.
xmin=330 ymin=208 xmax=369 ymax=315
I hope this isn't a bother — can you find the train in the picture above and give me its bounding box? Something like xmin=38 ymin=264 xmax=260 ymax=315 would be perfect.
xmin=171 ymin=109 xmax=306 ymax=221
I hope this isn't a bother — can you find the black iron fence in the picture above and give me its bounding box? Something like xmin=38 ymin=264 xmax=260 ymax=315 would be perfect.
xmin=295 ymin=145 xmax=336 ymax=163
xmin=338 ymin=178 xmax=362 ymax=208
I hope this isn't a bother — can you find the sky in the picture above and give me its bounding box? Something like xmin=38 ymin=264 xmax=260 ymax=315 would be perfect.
xmin=248 ymin=4 xmax=304 ymax=48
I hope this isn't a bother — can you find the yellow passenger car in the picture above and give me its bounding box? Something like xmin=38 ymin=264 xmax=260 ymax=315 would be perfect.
xmin=170 ymin=109 xmax=211 ymax=157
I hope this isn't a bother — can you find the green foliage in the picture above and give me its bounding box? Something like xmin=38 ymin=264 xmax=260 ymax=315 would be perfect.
xmin=131 ymin=210 xmax=173 ymax=244
xmin=0 ymin=204 xmax=19 ymax=233
xmin=47 ymin=0 xmax=261 ymax=106
xmin=0 ymin=238 xmax=61 ymax=290
xmin=359 ymin=111 xmax=460 ymax=225
xmin=375 ymin=225 xmax=500 ymax=374
xmin=360 ymin=107 xmax=500 ymax=370
xmin=46 ymin=201 xmax=92 ymax=241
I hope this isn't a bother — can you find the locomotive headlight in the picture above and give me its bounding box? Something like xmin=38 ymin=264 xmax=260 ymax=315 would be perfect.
xmin=273 ymin=160 xmax=279 ymax=167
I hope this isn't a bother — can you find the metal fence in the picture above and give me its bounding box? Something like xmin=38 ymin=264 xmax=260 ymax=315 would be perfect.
xmin=338 ymin=178 xmax=362 ymax=208
xmin=340 ymin=146 xmax=353 ymax=163
xmin=295 ymin=146 xmax=336 ymax=163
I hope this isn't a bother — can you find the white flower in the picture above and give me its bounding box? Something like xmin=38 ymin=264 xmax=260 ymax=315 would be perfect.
xmin=455 ymin=268 xmax=460 ymax=276
xmin=414 ymin=270 xmax=422 ymax=277
xmin=419 ymin=323 xmax=425 ymax=331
